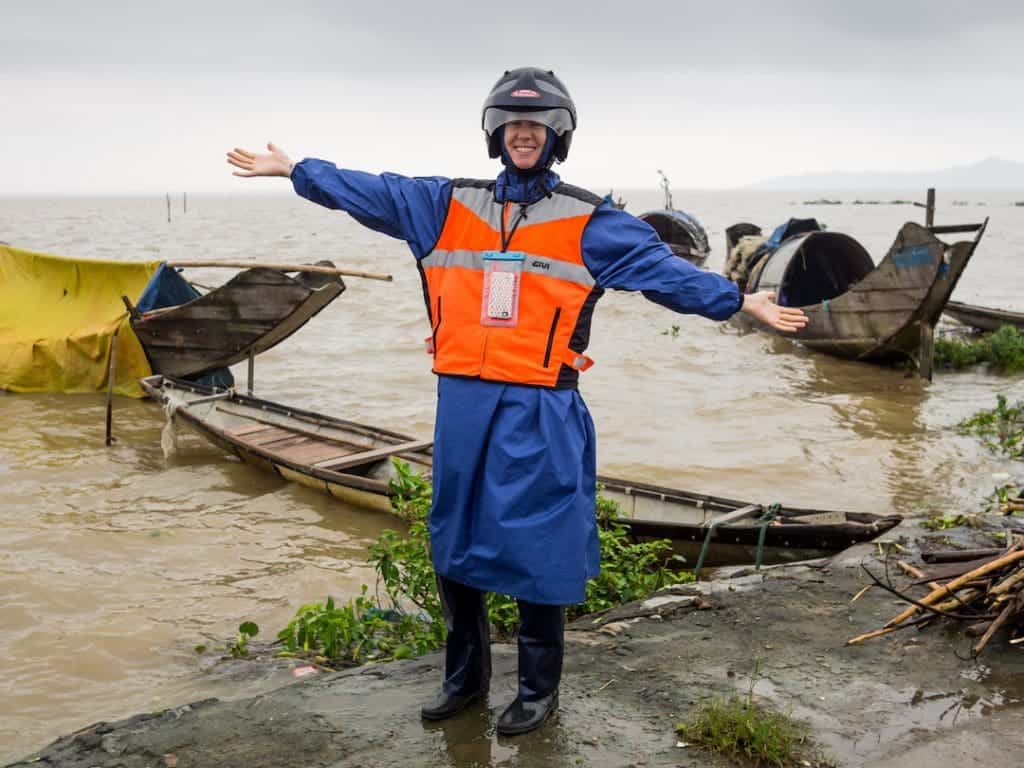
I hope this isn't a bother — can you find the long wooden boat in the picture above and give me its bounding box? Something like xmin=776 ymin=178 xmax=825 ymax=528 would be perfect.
xmin=598 ymin=476 xmax=901 ymax=567
xmin=140 ymin=375 xmax=432 ymax=512
xmin=724 ymin=219 xmax=987 ymax=376
xmin=943 ymin=300 xmax=1024 ymax=333
xmin=141 ymin=375 xmax=900 ymax=566
xmin=126 ymin=264 xmax=345 ymax=380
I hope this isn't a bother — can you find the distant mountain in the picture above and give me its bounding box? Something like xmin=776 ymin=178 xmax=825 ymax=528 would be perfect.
xmin=748 ymin=157 xmax=1024 ymax=190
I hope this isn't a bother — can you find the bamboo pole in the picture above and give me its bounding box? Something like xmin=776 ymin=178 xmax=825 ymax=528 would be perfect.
xmin=973 ymin=598 xmax=1018 ymax=656
xmin=850 ymin=584 xmax=872 ymax=603
xmin=990 ymin=567 xmax=1024 ymax=596
xmin=895 ymin=560 xmax=943 ymax=592
xmin=884 ymin=550 xmax=1024 ymax=628
xmin=105 ymin=327 xmax=119 ymax=446
xmin=165 ymin=260 xmax=392 ymax=282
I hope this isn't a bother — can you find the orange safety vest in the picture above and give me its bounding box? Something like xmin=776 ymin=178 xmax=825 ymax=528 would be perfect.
xmin=418 ymin=179 xmax=604 ymax=389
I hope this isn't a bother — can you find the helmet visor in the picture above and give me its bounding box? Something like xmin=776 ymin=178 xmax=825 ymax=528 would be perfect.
xmin=483 ymin=107 xmax=574 ymax=137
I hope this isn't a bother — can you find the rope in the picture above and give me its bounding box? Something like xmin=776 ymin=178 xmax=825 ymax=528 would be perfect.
xmin=755 ymin=504 xmax=781 ymax=571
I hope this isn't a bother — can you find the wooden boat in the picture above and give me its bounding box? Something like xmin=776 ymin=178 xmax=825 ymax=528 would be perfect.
xmin=598 ymin=475 xmax=901 ymax=568
xmin=638 ymin=171 xmax=710 ymax=266
xmin=724 ymin=218 xmax=988 ymax=377
xmin=141 ymin=375 xmax=899 ymax=566
xmin=126 ymin=264 xmax=345 ymax=380
xmin=943 ymin=300 xmax=1024 ymax=333
xmin=140 ymin=374 xmax=432 ymax=512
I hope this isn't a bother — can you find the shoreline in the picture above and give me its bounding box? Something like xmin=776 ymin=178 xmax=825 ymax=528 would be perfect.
xmin=10 ymin=519 xmax=1024 ymax=768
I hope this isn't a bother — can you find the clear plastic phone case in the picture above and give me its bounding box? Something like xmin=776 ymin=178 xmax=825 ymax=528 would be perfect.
xmin=481 ymin=251 xmax=525 ymax=327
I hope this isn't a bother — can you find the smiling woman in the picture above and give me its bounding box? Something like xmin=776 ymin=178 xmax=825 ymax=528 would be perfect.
xmin=503 ymin=120 xmax=548 ymax=170
xmin=225 ymin=65 xmax=804 ymax=738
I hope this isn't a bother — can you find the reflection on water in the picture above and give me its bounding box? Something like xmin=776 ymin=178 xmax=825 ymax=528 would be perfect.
xmin=1 ymin=192 xmax=1023 ymax=761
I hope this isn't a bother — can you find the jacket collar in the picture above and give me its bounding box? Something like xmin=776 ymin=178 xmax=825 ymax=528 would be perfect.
xmin=494 ymin=168 xmax=560 ymax=205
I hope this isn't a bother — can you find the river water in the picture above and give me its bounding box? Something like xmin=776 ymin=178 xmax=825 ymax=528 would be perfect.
xmin=2 ymin=188 xmax=1023 ymax=761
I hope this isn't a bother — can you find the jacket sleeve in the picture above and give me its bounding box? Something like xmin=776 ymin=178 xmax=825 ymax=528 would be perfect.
xmin=290 ymin=158 xmax=451 ymax=260
xmin=581 ymin=204 xmax=743 ymax=321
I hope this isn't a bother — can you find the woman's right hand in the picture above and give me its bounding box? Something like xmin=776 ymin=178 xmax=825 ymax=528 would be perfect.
xmin=226 ymin=142 xmax=294 ymax=178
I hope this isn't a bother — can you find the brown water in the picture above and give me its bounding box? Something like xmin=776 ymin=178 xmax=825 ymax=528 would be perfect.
xmin=2 ymin=190 xmax=1023 ymax=761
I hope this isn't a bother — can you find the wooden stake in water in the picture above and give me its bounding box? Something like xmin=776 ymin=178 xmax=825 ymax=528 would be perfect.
xmin=925 ymin=188 xmax=935 ymax=228
xmin=166 ymin=193 xmax=171 ymax=223
xmin=105 ymin=328 xmax=119 ymax=446
xmin=183 ymin=192 xmax=188 ymax=214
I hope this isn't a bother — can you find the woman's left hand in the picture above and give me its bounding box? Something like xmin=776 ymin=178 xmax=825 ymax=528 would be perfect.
xmin=740 ymin=291 xmax=808 ymax=333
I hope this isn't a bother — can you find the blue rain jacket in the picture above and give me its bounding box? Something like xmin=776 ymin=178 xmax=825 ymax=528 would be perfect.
xmin=292 ymin=159 xmax=742 ymax=604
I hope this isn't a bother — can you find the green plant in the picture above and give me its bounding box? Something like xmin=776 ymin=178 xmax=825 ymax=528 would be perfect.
xmin=276 ymin=589 xmax=443 ymax=664
xmin=661 ymin=324 xmax=681 ymax=337
xmin=934 ymin=336 xmax=984 ymax=369
xmin=920 ymin=513 xmax=978 ymax=531
xmin=677 ymin=665 xmax=830 ymax=767
xmin=935 ymin=326 xmax=1024 ymax=372
xmin=228 ymin=621 xmax=259 ymax=658
xmin=959 ymin=395 xmax=1024 ymax=460
xmin=262 ymin=461 xmax=694 ymax=666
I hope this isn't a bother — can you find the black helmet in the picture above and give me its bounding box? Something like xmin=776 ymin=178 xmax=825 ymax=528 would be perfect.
xmin=481 ymin=68 xmax=577 ymax=162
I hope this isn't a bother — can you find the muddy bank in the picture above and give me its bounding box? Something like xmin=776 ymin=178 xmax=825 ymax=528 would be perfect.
xmin=10 ymin=520 xmax=1024 ymax=768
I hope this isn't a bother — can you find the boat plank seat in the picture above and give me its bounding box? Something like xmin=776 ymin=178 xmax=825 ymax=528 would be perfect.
xmin=313 ymin=439 xmax=433 ymax=472
xmin=226 ymin=423 xmax=275 ymax=438
xmin=702 ymin=504 xmax=762 ymax=528
xmin=275 ymin=441 xmax=360 ymax=465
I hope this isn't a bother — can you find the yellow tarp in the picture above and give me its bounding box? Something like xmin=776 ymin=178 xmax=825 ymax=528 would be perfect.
xmin=0 ymin=245 xmax=161 ymax=397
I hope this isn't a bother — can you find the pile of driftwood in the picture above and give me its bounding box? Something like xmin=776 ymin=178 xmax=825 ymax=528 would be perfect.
xmin=848 ymin=538 xmax=1024 ymax=656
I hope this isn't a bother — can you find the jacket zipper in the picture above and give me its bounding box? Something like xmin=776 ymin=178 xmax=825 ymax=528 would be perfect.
xmin=542 ymin=307 xmax=562 ymax=368
xmin=431 ymin=296 xmax=442 ymax=353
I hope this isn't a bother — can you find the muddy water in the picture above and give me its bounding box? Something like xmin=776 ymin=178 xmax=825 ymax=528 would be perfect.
xmin=2 ymin=189 xmax=1023 ymax=761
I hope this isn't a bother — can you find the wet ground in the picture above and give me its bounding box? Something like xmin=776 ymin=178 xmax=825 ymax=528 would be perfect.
xmin=10 ymin=519 xmax=1024 ymax=768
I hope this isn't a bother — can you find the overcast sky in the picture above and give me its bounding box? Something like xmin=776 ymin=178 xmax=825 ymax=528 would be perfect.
xmin=2 ymin=0 xmax=1023 ymax=194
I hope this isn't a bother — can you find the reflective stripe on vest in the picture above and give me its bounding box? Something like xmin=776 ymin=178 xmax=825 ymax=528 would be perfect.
xmin=420 ymin=181 xmax=602 ymax=388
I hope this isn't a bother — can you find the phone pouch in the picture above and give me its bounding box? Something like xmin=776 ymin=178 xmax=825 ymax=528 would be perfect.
xmin=480 ymin=251 xmax=525 ymax=327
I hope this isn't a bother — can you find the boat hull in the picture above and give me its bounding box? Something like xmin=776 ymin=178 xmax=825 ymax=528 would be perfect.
xmin=132 ymin=267 xmax=345 ymax=379
xmin=598 ymin=475 xmax=901 ymax=567
xmin=638 ymin=209 xmax=710 ymax=267
xmin=142 ymin=375 xmax=901 ymax=567
xmin=730 ymin=221 xmax=986 ymax=371
xmin=943 ymin=300 xmax=1024 ymax=333
xmin=140 ymin=375 xmax=432 ymax=510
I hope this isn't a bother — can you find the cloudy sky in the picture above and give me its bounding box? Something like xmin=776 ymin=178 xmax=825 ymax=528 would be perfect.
xmin=3 ymin=0 xmax=1023 ymax=194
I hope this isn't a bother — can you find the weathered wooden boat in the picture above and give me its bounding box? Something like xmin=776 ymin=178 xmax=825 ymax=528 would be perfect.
xmin=140 ymin=375 xmax=432 ymax=512
xmin=0 ymin=243 xmax=347 ymax=397
xmin=125 ymin=262 xmax=345 ymax=380
xmin=943 ymin=300 xmax=1024 ymax=333
xmin=638 ymin=171 xmax=710 ymax=266
xmin=598 ymin=475 xmax=902 ymax=569
xmin=724 ymin=217 xmax=988 ymax=377
xmin=142 ymin=375 xmax=899 ymax=567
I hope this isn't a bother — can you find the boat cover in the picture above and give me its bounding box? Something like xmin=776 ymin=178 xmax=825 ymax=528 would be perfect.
xmin=0 ymin=245 xmax=161 ymax=396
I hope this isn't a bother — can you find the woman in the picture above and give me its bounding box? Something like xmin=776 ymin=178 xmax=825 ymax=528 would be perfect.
xmin=227 ymin=66 xmax=806 ymax=736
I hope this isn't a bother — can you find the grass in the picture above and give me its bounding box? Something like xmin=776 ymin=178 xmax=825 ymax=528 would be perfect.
xmin=677 ymin=680 xmax=833 ymax=767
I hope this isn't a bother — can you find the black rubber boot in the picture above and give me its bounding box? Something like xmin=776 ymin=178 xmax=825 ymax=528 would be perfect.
xmin=497 ymin=599 xmax=564 ymax=735
xmin=420 ymin=576 xmax=491 ymax=721
xmin=497 ymin=690 xmax=559 ymax=735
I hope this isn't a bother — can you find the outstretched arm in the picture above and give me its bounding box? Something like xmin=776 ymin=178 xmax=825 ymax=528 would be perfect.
xmin=226 ymin=142 xmax=450 ymax=259
xmin=582 ymin=205 xmax=806 ymax=331
xmin=227 ymin=143 xmax=293 ymax=177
